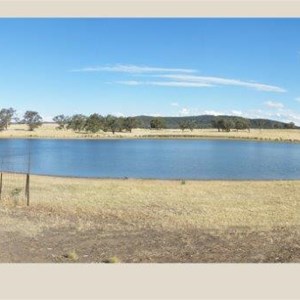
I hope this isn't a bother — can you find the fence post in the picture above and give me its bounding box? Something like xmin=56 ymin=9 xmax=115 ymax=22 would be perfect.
xmin=25 ymin=173 xmax=30 ymax=206
xmin=0 ymin=172 xmax=2 ymax=202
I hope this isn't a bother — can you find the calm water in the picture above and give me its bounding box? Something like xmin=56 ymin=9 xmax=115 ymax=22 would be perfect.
xmin=0 ymin=138 xmax=300 ymax=179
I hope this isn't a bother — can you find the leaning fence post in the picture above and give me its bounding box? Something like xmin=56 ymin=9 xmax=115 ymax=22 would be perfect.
xmin=0 ymin=172 xmax=2 ymax=201
xmin=25 ymin=173 xmax=30 ymax=206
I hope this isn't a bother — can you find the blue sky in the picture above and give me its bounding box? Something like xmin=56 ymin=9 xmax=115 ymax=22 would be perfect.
xmin=1 ymin=18 xmax=300 ymax=124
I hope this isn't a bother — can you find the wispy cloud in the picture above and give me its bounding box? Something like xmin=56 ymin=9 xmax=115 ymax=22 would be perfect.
xmin=264 ymin=101 xmax=284 ymax=109
xmin=203 ymin=110 xmax=224 ymax=116
xmin=158 ymin=74 xmax=286 ymax=93
xmin=179 ymin=108 xmax=191 ymax=116
xmin=176 ymin=107 xmax=225 ymax=117
xmin=117 ymin=80 xmax=212 ymax=88
xmin=71 ymin=64 xmax=196 ymax=74
xmin=73 ymin=63 xmax=286 ymax=93
xmin=295 ymin=97 xmax=300 ymax=102
xmin=113 ymin=112 xmax=125 ymax=117
xmin=246 ymin=108 xmax=300 ymax=125
xmin=116 ymin=80 xmax=141 ymax=86
xmin=231 ymin=110 xmax=243 ymax=116
xmin=215 ymin=106 xmax=300 ymax=125
xmin=171 ymin=102 xmax=180 ymax=107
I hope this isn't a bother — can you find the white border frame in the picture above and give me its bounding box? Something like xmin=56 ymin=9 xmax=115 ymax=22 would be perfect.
xmin=0 ymin=1 xmax=299 ymax=299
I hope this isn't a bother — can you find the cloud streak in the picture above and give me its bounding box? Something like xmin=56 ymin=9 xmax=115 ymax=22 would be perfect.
xmin=73 ymin=64 xmax=286 ymax=93
xmin=117 ymin=80 xmax=212 ymax=87
xmin=158 ymin=74 xmax=286 ymax=93
xmin=265 ymin=101 xmax=284 ymax=109
xmin=71 ymin=64 xmax=197 ymax=74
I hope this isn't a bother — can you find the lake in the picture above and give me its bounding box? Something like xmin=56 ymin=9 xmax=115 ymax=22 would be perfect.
xmin=0 ymin=138 xmax=299 ymax=179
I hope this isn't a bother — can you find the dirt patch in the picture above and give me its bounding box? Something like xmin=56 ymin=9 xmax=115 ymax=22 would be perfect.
xmin=1 ymin=208 xmax=299 ymax=263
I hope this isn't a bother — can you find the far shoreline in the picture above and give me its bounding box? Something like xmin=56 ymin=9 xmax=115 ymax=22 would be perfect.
xmin=2 ymin=171 xmax=300 ymax=182
xmin=1 ymin=124 xmax=300 ymax=143
xmin=1 ymin=133 xmax=300 ymax=144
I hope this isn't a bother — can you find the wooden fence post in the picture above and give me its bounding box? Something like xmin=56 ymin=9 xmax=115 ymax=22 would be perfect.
xmin=25 ymin=173 xmax=30 ymax=206
xmin=0 ymin=172 xmax=2 ymax=202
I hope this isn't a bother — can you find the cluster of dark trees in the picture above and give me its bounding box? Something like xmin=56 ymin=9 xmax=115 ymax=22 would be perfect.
xmin=53 ymin=114 xmax=139 ymax=134
xmin=0 ymin=108 xmax=43 ymax=131
xmin=54 ymin=114 xmax=297 ymax=133
xmin=135 ymin=115 xmax=297 ymax=130
xmin=211 ymin=116 xmax=296 ymax=132
xmin=54 ymin=115 xmax=196 ymax=133
xmin=0 ymin=107 xmax=297 ymax=132
xmin=212 ymin=117 xmax=250 ymax=132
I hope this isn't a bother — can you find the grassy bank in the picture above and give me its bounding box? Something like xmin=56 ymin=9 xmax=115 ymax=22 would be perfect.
xmin=0 ymin=173 xmax=299 ymax=262
xmin=1 ymin=123 xmax=300 ymax=142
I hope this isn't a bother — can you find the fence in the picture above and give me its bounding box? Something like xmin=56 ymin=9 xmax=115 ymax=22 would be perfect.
xmin=0 ymin=171 xmax=31 ymax=206
xmin=0 ymin=153 xmax=31 ymax=206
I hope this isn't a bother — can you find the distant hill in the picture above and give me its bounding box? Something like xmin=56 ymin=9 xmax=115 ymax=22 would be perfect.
xmin=134 ymin=115 xmax=297 ymax=129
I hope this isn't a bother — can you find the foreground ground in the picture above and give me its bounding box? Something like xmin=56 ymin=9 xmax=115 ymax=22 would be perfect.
xmin=1 ymin=123 xmax=300 ymax=142
xmin=0 ymin=174 xmax=299 ymax=263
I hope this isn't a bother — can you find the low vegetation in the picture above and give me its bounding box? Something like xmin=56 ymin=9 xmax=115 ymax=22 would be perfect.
xmin=0 ymin=173 xmax=299 ymax=263
xmin=0 ymin=107 xmax=297 ymax=135
xmin=1 ymin=123 xmax=300 ymax=143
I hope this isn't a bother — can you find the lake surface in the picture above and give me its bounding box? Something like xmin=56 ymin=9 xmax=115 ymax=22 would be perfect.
xmin=0 ymin=139 xmax=300 ymax=179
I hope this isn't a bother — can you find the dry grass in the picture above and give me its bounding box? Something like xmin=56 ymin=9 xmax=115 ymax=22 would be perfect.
xmin=0 ymin=173 xmax=299 ymax=262
xmin=2 ymin=123 xmax=300 ymax=142
xmin=2 ymin=173 xmax=299 ymax=229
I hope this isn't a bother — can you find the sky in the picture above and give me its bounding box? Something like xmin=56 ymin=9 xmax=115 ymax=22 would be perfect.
xmin=1 ymin=18 xmax=300 ymax=124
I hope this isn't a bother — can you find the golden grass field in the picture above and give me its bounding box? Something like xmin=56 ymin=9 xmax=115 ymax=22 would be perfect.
xmin=0 ymin=173 xmax=299 ymax=263
xmin=1 ymin=123 xmax=300 ymax=142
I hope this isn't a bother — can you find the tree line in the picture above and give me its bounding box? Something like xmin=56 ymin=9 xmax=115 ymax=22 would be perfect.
xmin=0 ymin=107 xmax=297 ymax=133
xmin=0 ymin=108 xmax=42 ymax=131
xmin=211 ymin=116 xmax=296 ymax=132
xmin=53 ymin=114 xmax=297 ymax=133
xmin=53 ymin=114 xmax=140 ymax=134
xmin=56 ymin=115 xmax=198 ymax=133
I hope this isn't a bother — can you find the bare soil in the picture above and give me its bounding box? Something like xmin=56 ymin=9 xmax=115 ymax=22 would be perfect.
xmin=1 ymin=208 xmax=299 ymax=263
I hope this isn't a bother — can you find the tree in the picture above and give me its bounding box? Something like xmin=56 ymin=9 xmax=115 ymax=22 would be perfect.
xmin=187 ymin=120 xmax=196 ymax=132
xmin=23 ymin=111 xmax=43 ymax=131
xmin=234 ymin=118 xmax=250 ymax=132
xmin=178 ymin=121 xmax=189 ymax=132
xmin=0 ymin=107 xmax=16 ymax=130
xmin=212 ymin=117 xmax=234 ymax=132
xmin=257 ymin=119 xmax=266 ymax=132
xmin=84 ymin=114 xmax=104 ymax=133
xmin=123 ymin=117 xmax=137 ymax=133
xmin=104 ymin=115 xmax=119 ymax=134
xmin=53 ymin=114 xmax=69 ymax=130
xmin=0 ymin=114 xmax=6 ymax=131
xmin=116 ymin=117 xmax=125 ymax=132
xmin=222 ymin=119 xmax=234 ymax=132
xmin=216 ymin=118 xmax=233 ymax=132
xmin=67 ymin=114 xmax=87 ymax=132
xmin=273 ymin=123 xmax=281 ymax=129
xmin=284 ymin=122 xmax=296 ymax=129
xmin=150 ymin=118 xmax=166 ymax=130
xmin=245 ymin=120 xmax=251 ymax=132
xmin=212 ymin=118 xmax=223 ymax=132
xmin=14 ymin=117 xmax=21 ymax=124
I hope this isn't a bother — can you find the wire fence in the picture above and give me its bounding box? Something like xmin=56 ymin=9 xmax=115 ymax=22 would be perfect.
xmin=0 ymin=171 xmax=30 ymax=206
xmin=0 ymin=153 xmax=31 ymax=206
